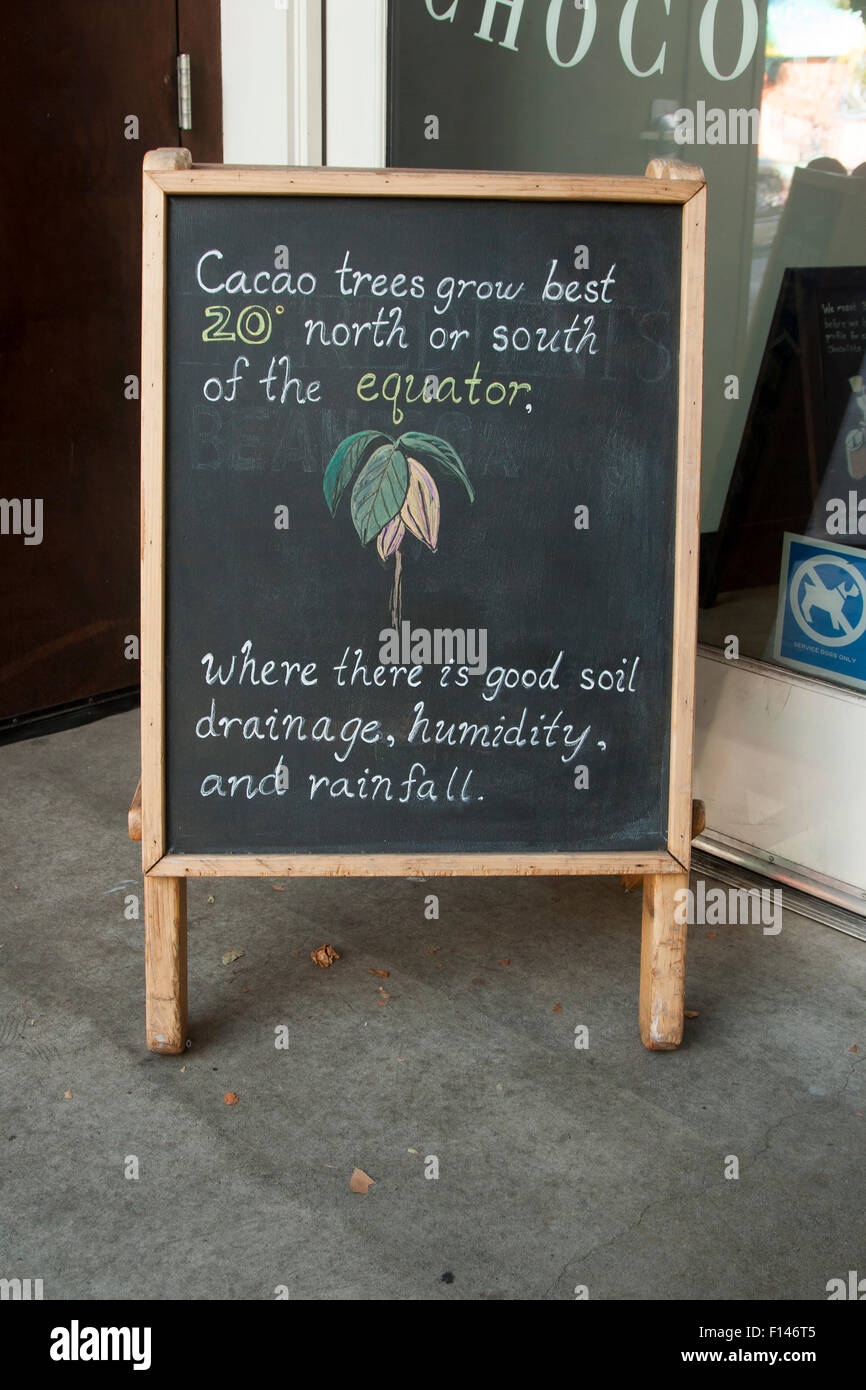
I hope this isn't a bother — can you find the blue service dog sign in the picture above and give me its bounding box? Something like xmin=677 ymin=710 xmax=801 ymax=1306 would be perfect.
xmin=775 ymin=533 xmax=866 ymax=691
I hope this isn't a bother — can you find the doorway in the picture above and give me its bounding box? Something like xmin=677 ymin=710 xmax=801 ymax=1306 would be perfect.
xmin=0 ymin=0 xmax=222 ymax=729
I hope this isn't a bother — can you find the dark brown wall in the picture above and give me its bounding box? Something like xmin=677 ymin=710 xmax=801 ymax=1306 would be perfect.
xmin=0 ymin=0 xmax=222 ymax=723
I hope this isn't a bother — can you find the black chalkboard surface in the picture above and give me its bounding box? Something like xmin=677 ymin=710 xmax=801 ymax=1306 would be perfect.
xmin=162 ymin=193 xmax=680 ymax=855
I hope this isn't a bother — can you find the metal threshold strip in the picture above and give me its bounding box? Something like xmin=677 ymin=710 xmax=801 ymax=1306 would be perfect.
xmin=693 ymin=835 xmax=866 ymax=942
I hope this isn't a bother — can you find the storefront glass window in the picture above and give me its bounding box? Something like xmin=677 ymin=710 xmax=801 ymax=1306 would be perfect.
xmin=389 ymin=0 xmax=866 ymax=691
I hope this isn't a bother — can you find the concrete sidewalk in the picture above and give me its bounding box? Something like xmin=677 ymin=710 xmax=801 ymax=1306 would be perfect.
xmin=0 ymin=708 xmax=863 ymax=1300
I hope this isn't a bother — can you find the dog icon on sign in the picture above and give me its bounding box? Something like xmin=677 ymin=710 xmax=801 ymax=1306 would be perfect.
xmin=790 ymin=554 xmax=866 ymax=647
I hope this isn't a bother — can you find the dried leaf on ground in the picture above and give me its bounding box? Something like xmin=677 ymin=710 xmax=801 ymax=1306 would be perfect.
xmin=221 ymin=948 xmax=245 ymax=966
xmin=224 ymin=1091 xmax=239 ymax=1106
xmin=552 ymin=1003 xmax=563 ymax=1015
xmin=684 ymin=1009 xmax=700 ymax=1019
xmin=349 ymin=1167 xmax=375 ymax=1194
xmin=498 ymin=958 xmax=510 ymax=967
xmin=849 ymin=1044 xmax=860 ymax=1054
xmin=368 ymin=969 xmax=390 ymax=978
xmin=311 ymin=944 xmax=340 ymax=968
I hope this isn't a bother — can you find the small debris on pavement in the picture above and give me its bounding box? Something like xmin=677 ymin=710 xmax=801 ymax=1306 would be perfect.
xmin=349 ymin=1167 xmax=375 ymax=1194
xmin=311 ymin=944 xmax=340 ymax=968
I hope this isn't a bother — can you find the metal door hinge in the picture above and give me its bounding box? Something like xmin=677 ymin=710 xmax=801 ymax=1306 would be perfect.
xmin=177 ymin=53 xmax=192 ymax=130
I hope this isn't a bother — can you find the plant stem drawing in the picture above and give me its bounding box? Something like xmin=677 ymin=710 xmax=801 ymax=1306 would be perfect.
xmin=323 ymin=431 xmax=474 ymax=625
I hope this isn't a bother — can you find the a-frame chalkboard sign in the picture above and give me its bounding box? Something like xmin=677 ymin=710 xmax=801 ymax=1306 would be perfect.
xmin=134 ymin=150 xmax=705 ymax=1054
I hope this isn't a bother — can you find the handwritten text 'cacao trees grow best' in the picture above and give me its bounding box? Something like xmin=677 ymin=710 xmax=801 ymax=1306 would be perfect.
xmin=195 ymin=244 xmax=619 ymax=422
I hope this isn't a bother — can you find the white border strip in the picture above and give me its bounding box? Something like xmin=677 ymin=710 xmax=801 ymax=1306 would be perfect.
xmin=325 ymin=0 xmax=387 ymax=167
xmin=221 ymin=1 xmax=323 ymax=166
xmin=698 ymin=641 xmax=866 ymax=709
xmin=292 ymin=0 xmax=323 ymax=165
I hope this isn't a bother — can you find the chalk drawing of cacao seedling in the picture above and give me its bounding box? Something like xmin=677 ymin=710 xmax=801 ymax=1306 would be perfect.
xmin=323 ymin=430 xmax=474 ymax=626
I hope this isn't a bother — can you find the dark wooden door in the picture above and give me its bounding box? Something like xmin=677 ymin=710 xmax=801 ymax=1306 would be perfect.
xmin=0 ymin=0 xmax=221 ymax=725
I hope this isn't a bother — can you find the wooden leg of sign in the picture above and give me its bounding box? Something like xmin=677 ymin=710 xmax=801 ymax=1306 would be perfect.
xmin=639 ymin=871 xmax=688 ymax=1050
xmin=144 ymin=875 xmax=188 ymax=1054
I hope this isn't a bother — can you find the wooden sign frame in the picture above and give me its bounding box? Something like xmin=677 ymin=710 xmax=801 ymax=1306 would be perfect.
xmin=138 ymin=150 xmax=706 ymax=1055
